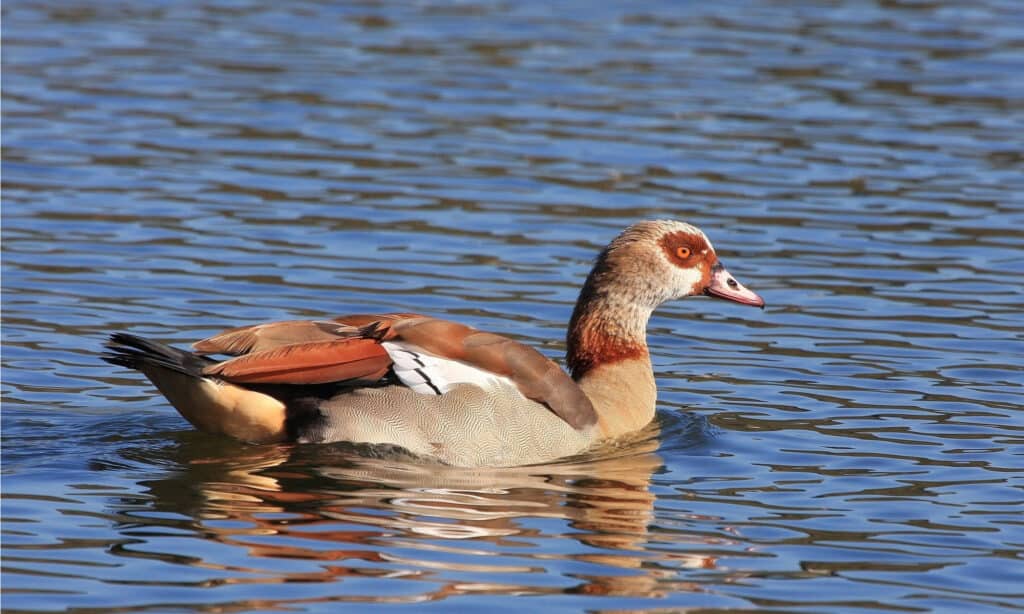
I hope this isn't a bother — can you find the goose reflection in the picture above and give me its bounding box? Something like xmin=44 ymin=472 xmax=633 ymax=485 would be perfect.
xmin=122 ymin=417 xmax=722 ymax=605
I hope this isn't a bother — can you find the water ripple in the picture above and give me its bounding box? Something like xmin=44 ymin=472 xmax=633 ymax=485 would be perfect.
xmin=4 ymin=0 xmax=1023 ymax=611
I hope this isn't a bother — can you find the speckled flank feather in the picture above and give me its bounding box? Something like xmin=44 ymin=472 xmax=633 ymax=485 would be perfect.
xmin=301 ymin=383 xmax=594 ymax=467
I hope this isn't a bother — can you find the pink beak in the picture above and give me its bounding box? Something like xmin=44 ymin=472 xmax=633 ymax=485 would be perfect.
xmin=704 ymin=262 xmax=765 ymax=308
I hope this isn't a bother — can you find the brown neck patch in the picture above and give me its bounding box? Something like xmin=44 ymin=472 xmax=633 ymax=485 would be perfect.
xmin=567 ymin=331 xmax=647 ymax=380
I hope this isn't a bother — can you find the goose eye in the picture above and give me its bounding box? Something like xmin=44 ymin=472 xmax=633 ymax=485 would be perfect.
xmin=676 ymin=246 xmax=691 ymax=259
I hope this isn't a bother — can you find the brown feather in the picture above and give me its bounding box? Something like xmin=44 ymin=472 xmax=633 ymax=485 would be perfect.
xmin=204 ymin=338 xmax=391 ymax=385
xmin=196 ymin=311 xmax=595 ymax=429
xmin=392 ymin=318 xmax=474 ymax=360
xmin=193 ymin=320 xmax=355 ymax=355
xmin=193 ymin=313 xmax=427 ymax=356
xmin=391 ymin=318 xmax=597 ymax=430
xmin=333 ymin=313 xmax=424 ymax=328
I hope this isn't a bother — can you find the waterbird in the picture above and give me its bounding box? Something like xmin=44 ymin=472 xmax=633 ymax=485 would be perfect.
xmin=103 ymin=220 xmax=764 ymax=467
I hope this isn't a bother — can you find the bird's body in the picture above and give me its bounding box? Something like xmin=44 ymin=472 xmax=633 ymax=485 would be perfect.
xmin=103 ymin=220 xmax=764 ymax=466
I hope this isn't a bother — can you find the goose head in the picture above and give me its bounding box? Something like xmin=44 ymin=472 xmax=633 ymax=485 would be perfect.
xmin=566 ymin=220 xmax=764 ymax=379
xmin=582 ymin=219 xmax=764 ymax=310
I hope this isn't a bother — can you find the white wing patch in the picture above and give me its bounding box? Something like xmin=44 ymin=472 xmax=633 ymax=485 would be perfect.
xmin=381 ymin=341 xmax=515 ymax=396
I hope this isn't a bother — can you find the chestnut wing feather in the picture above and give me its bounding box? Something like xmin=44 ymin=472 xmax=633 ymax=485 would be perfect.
xmin=193 ymin=313 xmax=426 ymax=386
xmin=203 ymin=338 xmax=391 ymax=385
xmin=193 ymin=313 xmax=425 ymax=356
xmin=193 ymin=320 xmax=354 ymax=356
xmin=195 ymin=313 xmax=596 ymax=430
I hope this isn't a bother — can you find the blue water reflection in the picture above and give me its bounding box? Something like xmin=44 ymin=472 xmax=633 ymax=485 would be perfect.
xmin=4 ymin=0 xmax=1023 ymax=611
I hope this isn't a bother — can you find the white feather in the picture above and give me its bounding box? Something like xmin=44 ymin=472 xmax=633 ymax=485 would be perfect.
xmin=381 ymin=341 xmax=514 ymax=396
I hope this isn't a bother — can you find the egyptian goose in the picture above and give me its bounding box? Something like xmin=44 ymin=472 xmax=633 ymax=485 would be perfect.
xmin=103 ymin=220 xmax=764 ymax=467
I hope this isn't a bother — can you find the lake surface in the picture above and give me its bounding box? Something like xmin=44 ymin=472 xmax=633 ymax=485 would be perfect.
xmin=3 ymin=1 xmax=1023 ymax=611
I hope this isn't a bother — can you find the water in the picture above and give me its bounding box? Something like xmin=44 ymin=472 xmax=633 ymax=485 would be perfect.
xmin=3 ymin=0 xmax=1023 ymax=611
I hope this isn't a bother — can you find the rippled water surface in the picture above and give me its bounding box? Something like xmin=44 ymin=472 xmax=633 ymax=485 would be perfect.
xmin=4 ymin=1 xmax=1024 ymax=611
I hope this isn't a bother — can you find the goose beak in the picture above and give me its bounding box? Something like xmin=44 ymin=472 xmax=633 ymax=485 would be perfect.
xmin=704 ymin=262 xmax=765 ymax=309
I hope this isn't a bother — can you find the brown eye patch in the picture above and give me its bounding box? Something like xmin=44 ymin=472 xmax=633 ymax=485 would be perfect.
xmin=660 ymin=230 xmax=708 ymax=266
